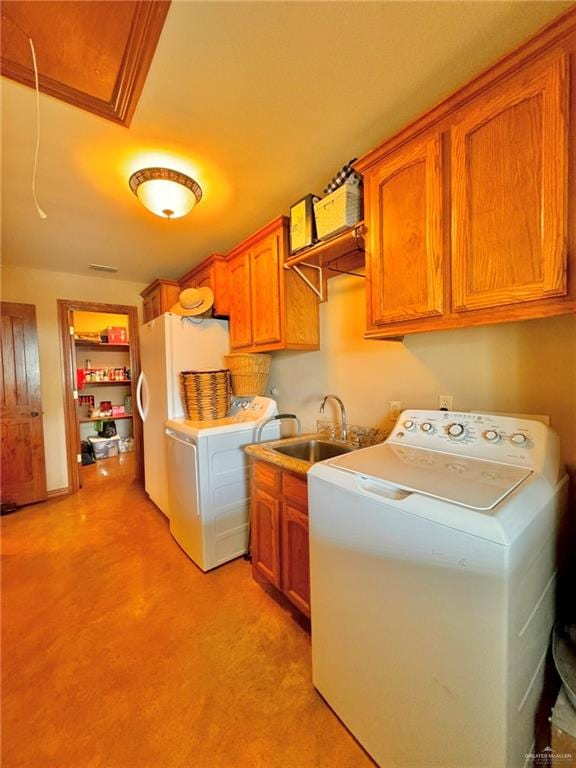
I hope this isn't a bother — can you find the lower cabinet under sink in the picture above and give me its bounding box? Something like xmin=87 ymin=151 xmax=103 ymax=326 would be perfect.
xmin=250 ymin=459 xmax=310 ymax=618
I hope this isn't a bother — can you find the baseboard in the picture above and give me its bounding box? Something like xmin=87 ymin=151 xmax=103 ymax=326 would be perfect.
xmin=47 ymin=486 xmax=71 ymax=499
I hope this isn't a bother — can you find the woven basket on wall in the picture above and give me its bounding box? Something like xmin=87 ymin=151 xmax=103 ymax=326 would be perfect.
xmin=180 ymin=369 xmax=231 ymax=420
xmin=223 ymin=354 xmax=271 ymax=396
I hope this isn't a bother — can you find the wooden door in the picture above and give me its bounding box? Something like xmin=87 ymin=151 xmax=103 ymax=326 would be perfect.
xmin=228 ymin=251 xmax=253 ymax=349
xmin=249 ymin=231 xmax=283 ymax=347
xmin=451 ymin=53 xmax=568 ymax=312
xmin=251 ymin=487 xmax=281 ymax=588
xmin=282 ymin=502 xmax=310 ymax=617
xmin=0 ymin=303 xmax=47 ymax=506
xmin=365 ymin=133 xmax=444 ymax=328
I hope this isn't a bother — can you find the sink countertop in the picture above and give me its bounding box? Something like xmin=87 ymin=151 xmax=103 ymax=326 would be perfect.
xmin=245 ymin=433 xmax=345 ymax=475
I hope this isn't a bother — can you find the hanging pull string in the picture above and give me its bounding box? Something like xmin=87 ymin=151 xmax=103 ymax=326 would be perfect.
xmin=28 ymin=37 xmax=47 ymax=219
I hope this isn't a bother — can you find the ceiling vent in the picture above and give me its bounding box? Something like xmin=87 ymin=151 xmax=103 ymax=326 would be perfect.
xmin=89 ymin=264 xmax=119 ymax=273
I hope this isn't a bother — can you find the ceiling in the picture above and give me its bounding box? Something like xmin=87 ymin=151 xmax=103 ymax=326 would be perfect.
xmin=1 ymin=0 xmax=572 ymax=285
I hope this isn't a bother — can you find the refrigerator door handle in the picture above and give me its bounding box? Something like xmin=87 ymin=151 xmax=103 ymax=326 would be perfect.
xmin=136 ymin=371 xmax=148 ymax=421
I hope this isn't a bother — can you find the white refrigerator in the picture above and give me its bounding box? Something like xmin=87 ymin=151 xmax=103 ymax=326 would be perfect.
xmin=137 ymin=312 xmax=230 ymax=517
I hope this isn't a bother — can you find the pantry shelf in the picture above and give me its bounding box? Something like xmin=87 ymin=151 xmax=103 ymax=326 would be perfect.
xmin=75 ymin=341 xmax=130 ymax=351
xmin=82 ymin=380 xmax=132 ymax=386
xmin=78 ymin=414 xmax=133 ymax=423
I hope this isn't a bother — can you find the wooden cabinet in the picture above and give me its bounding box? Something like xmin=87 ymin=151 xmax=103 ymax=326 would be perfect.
xmin=227 ymin=216 xmax=319 ymax=352
xmin=365 ymin=132 xmax=444 ymax=329
xmin=451 ymin=53 xmax=568 ymax=313
xmin=281 ymin=471 xmax=310 ymax=615
xmin=179 ymin=253 xmax=230 ymax=317
xmin=228 ymin=250 xmax=255 ymax=349
xmin=358 ymin=14 xmax=576 ymax=338
xmin=252 ymin=487 xmax=281 ymax=588
xmin=250 ymin=460 xmax=310 ymax=618
xmin=140 ymin=279 xmax=180 ymax=323
xmin=250 ymin=232 xmax=283 ymax=345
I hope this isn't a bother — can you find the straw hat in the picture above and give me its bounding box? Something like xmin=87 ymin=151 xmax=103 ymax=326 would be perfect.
xmin=170 ymin=287 xmax=214 ymax=316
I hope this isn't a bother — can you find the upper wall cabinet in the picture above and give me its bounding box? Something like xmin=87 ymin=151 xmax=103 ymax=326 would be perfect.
xmin=140 ymin=279 xmax=180 ymax=324
xmin=227 ymin=217 xmax=319 ymax=353
xmin=357 ymin=9 xmax=576 ymax=339
xmin=179 ymin=254 xmax=230 ymax=318
xmin=366 ymin=132 xmax=444 ymax=329
xmin=451 ymin=53 xmax=568 ymax=314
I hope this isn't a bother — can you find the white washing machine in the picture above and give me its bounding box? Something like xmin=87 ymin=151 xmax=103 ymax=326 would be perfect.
xmin=308 ymin=410 xmax=569 ymax=768
xmin=165 ymin=396 xmax=279 ymax=571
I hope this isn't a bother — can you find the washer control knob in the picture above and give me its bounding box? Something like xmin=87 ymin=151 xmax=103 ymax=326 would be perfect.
xmin=421 ymin=422 xmax=434 ymax=433
xmin=403 ymin=419 xmax=416 ymax=431
xmin=511 ymin=433 xmax=528 ymax=446
xmin=484 ymin=430 xmax=500 ymax=443
xmin=448 ymin=423 xmax=465 ymax=438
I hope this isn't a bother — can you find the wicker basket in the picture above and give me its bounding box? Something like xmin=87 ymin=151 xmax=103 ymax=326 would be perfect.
xmin=223 ymin=354 xmax=271 ymax=396
xmin=180 ymin=369 xmax=231 ymax=420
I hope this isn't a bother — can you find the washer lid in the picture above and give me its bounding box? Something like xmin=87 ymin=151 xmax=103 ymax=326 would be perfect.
xmin=328 ymin=443 xmax=532 ymax=511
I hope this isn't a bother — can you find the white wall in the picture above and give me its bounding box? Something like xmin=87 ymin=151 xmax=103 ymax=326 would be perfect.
xmin=269 ymin=274 xmax=576 ymax=473
xmin=1 ymin=265 xmax=147 ymax=492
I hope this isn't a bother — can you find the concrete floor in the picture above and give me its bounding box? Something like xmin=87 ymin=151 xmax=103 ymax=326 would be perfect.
xmin=1 ymin=455 xmax=375 ymax=768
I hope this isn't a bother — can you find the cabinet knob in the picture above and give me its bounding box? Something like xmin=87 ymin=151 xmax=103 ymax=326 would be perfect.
xmin=30 ymin=411 xmax=40 ymax=417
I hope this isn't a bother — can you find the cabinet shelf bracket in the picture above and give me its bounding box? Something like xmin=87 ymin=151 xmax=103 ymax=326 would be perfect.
xmin=284 ymin=262 xmax=323 ymax=302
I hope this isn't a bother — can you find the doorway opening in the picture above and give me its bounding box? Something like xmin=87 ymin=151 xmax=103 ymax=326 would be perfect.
xmin=58 ymin=300 xmax=143 ymax=495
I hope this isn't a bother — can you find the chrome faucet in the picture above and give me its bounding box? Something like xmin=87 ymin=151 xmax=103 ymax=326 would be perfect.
xmin=256 ymin=413 xmax=302 ymax=443
xmin=320 ymin=394 xmax=348 ymax=442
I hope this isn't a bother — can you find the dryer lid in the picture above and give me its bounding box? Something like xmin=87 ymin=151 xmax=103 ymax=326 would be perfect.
xmin=327 ymin=442 xmax=532 ymax=511
xmin=165 ymin=396 xmax=278 ymax=438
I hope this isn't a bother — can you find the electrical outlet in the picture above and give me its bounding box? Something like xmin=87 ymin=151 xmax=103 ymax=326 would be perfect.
xmin=438 ymin=394 xmax=454 ymax=411
xmin=389 ymin=401 xmax=402 ymax=421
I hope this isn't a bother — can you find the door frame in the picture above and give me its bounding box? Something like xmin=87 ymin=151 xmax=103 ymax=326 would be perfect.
xmin=57 ymin=299 xmax=143 ymax=495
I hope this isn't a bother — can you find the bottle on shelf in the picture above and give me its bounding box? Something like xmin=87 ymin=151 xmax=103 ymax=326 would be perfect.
xmin=82 ymin=366 xmax=131 ymax=383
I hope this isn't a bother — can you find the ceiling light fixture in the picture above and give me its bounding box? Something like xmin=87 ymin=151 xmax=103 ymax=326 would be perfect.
xmin=129 ymin=167 xmax=202 ymax=219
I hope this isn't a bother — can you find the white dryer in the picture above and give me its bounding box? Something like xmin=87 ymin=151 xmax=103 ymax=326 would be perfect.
xmin=308 ymin=410 xmax=569 ymax=768
xmin=165 ymin=396 xmax=279 ymax=571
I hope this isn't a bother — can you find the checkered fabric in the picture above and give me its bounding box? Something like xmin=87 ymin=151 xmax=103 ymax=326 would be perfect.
xmin=323 ymin=159 xmax=362 ymax=194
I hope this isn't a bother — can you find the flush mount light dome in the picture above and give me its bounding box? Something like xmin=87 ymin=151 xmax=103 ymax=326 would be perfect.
xmin=129 ymin=167 xmax=202 ymax=219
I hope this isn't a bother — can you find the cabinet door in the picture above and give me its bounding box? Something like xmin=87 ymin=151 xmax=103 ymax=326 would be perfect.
xmin=282 ymin=502 xmax=310 ymax=617
xmin=212 ymin=260 xmax=230 ymax=317
xmin=142 ymin=295 xmax=156 ymax=324
xmin=146 ymin=290 xmax=162 ymax=322
xmin=451 ymin=53 xmax=568 ymax=313
xmin=160 ymin=283 xmax=180 ymax=314
xmin=251 ymin=487 xmax=281 ymax=588
xmin=249 ymin=231 xmax=283 ymax=346
xmin=195 ymin=269 xmax=212 ymax=290
xmin=142 ymin=282 xmax=178 ymax=323
xmin=366 ymin=133 xmax=444 ymax=327
xmin=228 ymin=251 xmax=252 ymax=349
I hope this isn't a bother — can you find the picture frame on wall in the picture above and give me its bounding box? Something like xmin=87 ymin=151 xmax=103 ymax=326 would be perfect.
xmin=289 ymin=194 xmax=319 ymax=254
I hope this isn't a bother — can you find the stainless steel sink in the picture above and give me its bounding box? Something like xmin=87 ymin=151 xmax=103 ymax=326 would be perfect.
xmin=271 ymin=439 xmax=354 ymax=463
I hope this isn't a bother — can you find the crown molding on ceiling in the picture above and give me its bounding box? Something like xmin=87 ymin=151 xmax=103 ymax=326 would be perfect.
xmin=0 ymin=0 xmax=171 ymax=127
